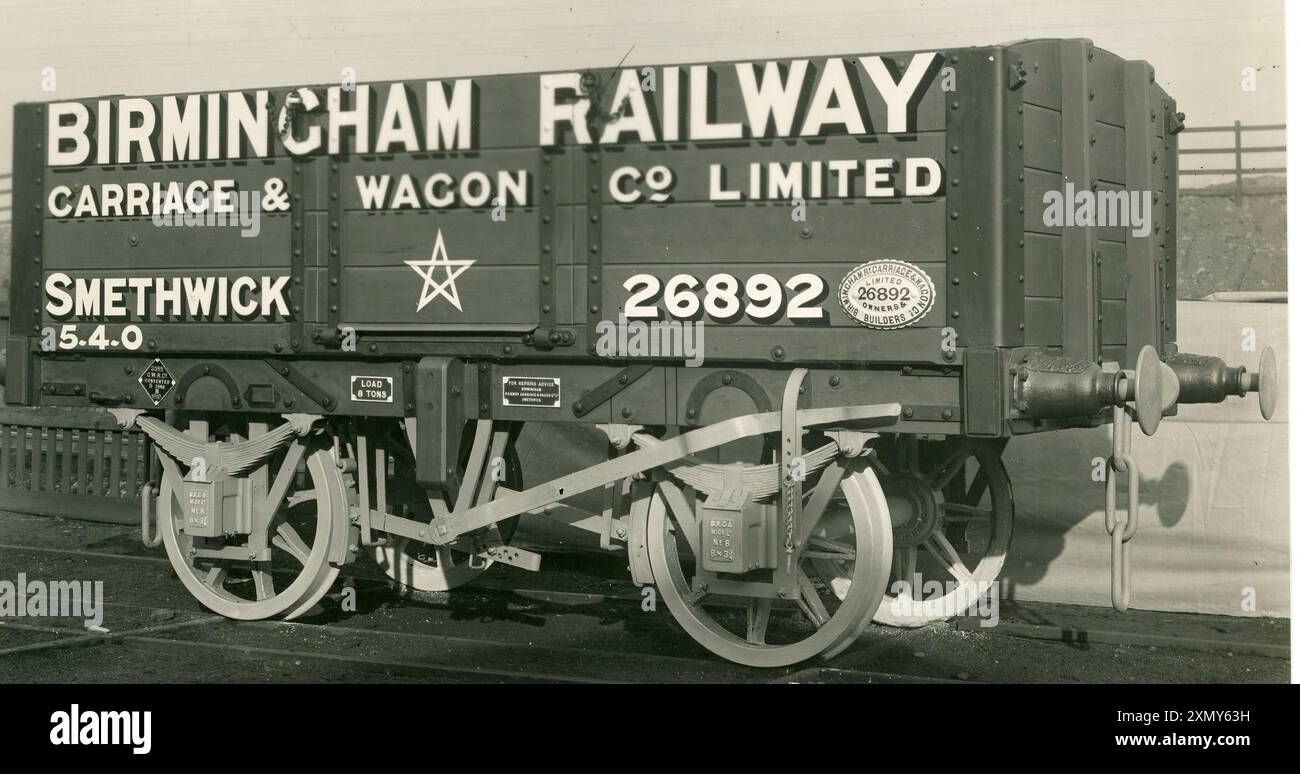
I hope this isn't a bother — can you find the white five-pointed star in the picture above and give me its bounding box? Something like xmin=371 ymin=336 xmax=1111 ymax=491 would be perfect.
xmin=405 ymin=230 xmax=476 ymax=312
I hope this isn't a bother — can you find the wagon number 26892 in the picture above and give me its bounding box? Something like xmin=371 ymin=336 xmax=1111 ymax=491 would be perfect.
xmin=622 ymin=273 xmax=826 ymax=322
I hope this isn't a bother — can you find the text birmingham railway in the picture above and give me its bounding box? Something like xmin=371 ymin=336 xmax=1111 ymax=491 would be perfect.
xmin=43 ymin=55 xmax=943 ymax=166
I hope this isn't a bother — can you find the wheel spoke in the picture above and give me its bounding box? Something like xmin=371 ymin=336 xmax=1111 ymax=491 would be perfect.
xmin=964 ymin=469 xmax=991 ymax=506
xmin=804 ymin=535 xmax=856 ymax=560
xmin=796 ymin=569 xmax=831 ymax=627
xmin=203 ymin=565 xmax=227 ymax=589
xmin=746 ymin=598 xmax=772 ymax=644
xmin=925 ymin=532 xmax=973 ymax=583
xmin=926 ymin=444 xmax=970 ymax=488
xmin=261 ymin=440 xmax=309 ymax=522
xmin=943 ymin=502 xmax=993 ymax=520
xmin=797 ymin=461 xmax=846 ymax=546
xmin=285 ymin=489 xmax=317 ymax=508
xmin=892 ymin=546 xmax=918 ymax=597
xmin=868 ymin=452 xmax=893 ymax=478
xmin=251 ymin=562 xmax=275 ymax=600
xmin=272 ymin=523 xmax=312 ymax=565
xmin=658 ymin=482 xmax=700 ymax=557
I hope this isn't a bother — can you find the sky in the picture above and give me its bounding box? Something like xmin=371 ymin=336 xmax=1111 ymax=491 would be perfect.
xmin=0 ymin=0 xmax=1287 ymax=182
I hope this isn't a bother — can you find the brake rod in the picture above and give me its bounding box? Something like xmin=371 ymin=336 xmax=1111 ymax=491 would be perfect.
xmin=424 ymin=402 xmax=902 ymax=544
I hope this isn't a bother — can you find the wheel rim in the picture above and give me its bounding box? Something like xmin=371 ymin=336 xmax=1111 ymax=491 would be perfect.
xmin=371 ymin=423 xmax=522 ymax=592
xmin=158 ymin=423 xmax=345 ymax=620
xmin=647 ymin=455 xmax=892 ymax=667
xmin=839 ymin=437 xmax=1013 ymax=627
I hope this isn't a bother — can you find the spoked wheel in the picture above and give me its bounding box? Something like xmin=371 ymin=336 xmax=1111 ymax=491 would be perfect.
xmin=860 ymin=436 xmax=1013 ymax=627
xmin=156 ymin=418 xmax=348 ymax=620
xmin=371 ymin=422 xmax=522 ymax=592
xmin=647 ymin=453 xmax=893 ymax=667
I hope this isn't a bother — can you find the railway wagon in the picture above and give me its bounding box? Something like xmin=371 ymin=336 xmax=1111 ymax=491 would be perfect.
xmin=3 ymin=38 xmax=1276 ymax=666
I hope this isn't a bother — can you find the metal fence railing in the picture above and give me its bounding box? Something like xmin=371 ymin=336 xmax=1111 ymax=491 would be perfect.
xmin=1178 ymin=122 xmax=1286 ymax=201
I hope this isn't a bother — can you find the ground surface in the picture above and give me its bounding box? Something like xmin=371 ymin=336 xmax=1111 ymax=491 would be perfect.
xmin=1178 ymin=180 xmax=1286 ymax=298
xmin=0 ymin=510 xmax=1287 ymax=684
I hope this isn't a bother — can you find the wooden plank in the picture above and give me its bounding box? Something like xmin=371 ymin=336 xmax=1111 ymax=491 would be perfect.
xmin=1024 ymin=297 xmax=1063 ymax=346
xmin=0 ymin=424 xmax=11 ymax=490
xmin=0 ymin=406 xmax=125 ymax=430
xmin=1014 ymin=40 xmax=1064 ymax=111
xmin=44 ymin=429 xmax=55 ymax=492
xmin=1093 ymin=122 xmax=1126 ymax=185
xmin=76 ymin=427 xmax=89 ymax=496
xmin=43 ymin=217 xmax=292 ymax=271
xmin=145 ymin=437 xmax=159 ymax=490
xmin=1101 ymin=299 xmax=1127 ymax=345
xmin=61 ymin=427 xmax=74 ymax=494
xmin=1087 ymin=48 xmax=1127 ymax=128
xmin=92 ymin=430 xmax=105 ymax=497
xmin=1092 ymin=181 xmax=1129 ymax=243
xmin=1023 ymin=104 xmax=1062 ymax=172
xmin=1099 ymin=240 xmax=1127 ymax=300
xmin=109 ymin=431 xmax=123 ymax=500
xmin=598 ymin=199 xmax=946 ymax=264
xmin=17 ymin=424 xmax=30 ymax=491
xmin=28 ymin=430 xmax=41 ymax=491
xmin=1023 ymin=168 xmax=1062 ymax=236
xmin=1023 ymin=233 xmax=1062 ymax=298
xmin=126 ymin=431 xmax=141 ymax=499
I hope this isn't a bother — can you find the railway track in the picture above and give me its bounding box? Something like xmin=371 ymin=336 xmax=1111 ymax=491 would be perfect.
xmin=0 ymin=589 xmax=949 ymax=684
xmin=0 ymin=538 xmax=967 ymax=683
xmin=0 ymin=533 xmax=1288 ymax=684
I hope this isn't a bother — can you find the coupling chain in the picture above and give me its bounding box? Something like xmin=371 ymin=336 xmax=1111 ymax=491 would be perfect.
xmin=1105 ymin=404 xmax=1140 ymax=611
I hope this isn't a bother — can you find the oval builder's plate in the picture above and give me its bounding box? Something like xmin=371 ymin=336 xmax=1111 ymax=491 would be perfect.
xmin=837 ymin=260 xmax=936 ymax=329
